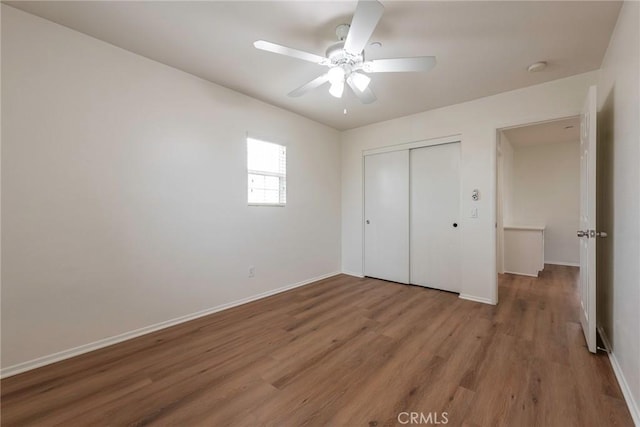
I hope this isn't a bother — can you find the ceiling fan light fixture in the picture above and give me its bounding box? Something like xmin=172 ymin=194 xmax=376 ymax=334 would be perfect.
xmin=328 ymin=66 xmax=346 ymax=85
xmin=350 ymin=72 xmax=371 ymax=92
xmin=329 ymin=81 xmax=345 ymax=98
xmin=253 ymin=0 xmax=435 ymax=105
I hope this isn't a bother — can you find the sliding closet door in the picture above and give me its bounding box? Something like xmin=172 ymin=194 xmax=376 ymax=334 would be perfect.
xmin=364 ymin=150 xmax=410 ymax=283
xmin=410 ymin=143 xmax=461 ymax=292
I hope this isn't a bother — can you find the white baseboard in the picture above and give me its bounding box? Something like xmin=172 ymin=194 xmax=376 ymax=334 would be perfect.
xmin=503 ymin=270 xmax=539 ymax=277
xmin=545 ymin=260 xmax=580 ymax=267
xmin=598 ymin=327 xmax=640 ymax=426
xmin=459 ymin=293 xmax=496 ymax=305
xmin=609 ymin=351 xmax=640 ymax=426
xmin=341 ymin=270 xmax=365 ymax=278
xmin=0 ymin=271 xmax=341 ymax=379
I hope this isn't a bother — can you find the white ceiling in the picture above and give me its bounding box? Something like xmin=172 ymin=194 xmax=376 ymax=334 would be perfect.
xmin=6 ymin=1 xmax=621 ymax=130
xmin=502 ymin=117 xmax=580 ymax=148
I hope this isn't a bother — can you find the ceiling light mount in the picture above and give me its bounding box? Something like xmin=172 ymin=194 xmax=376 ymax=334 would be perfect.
xmin=527 ymin=61 xmax=547 ymax=72
xmin=335 ymin=24 xmax=350 ymax=42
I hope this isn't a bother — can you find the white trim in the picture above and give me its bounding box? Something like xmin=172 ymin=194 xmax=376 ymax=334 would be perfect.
xmin=497 ymin=114 xmax=582 ymax=133
xmin=545 ymin=260 xmax=580 ymax=267
xmin=598 ymin=327 xmax=640 ymax=426
xmin=607 ymin=352 xmax=638 ymax=425
xmin=342 ymin=270 xmax=365 ymax=278
xmin=459 ymin=293 xmax=496 ymax=305
xmin=503 ymin=270 xmax=539 ymax=278
xmin=362 ymin=134 xmax=461 ymax=156
xmin=0 ymin=271 xmax=341 ymax=379
xmin=361 ymin=154 xmax=366 ymax=277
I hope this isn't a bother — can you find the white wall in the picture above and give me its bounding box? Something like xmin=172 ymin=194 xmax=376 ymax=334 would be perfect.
xmin=341 ymin=71 xmax=598 ymax=304
xmin=596 ymin=1 xmax=640 ymax=422
xmin=509 ymin=140 xmax=580 ymax=266
xmin=1 ymin=6 xmax=341 ymax=371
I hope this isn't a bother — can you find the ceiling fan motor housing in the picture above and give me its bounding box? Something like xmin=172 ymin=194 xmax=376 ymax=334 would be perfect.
xmin=326 ymin=41 xmax=364 ymax=72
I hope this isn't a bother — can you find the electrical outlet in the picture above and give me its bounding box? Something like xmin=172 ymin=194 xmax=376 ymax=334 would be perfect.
xmin=248 ymin=266 xmax=255 ymax=278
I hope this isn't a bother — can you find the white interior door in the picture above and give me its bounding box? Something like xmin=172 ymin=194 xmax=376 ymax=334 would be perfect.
xmin=364 ymin=150 xmax=410 ymax=283
xmin=579 ymin=85 xmax=598 ymax=353
xmin=410 ymin=143 xmax=461 ymax=292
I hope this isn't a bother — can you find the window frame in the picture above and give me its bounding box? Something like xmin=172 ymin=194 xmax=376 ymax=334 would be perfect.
xmin=246 ymin=136 xmax=287 ymax=207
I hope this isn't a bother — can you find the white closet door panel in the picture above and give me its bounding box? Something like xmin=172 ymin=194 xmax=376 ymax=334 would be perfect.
xmin=364 ymin=151 xmax=410 ymax=283
xmin=410 ymin=143 xmax=461 ymax=292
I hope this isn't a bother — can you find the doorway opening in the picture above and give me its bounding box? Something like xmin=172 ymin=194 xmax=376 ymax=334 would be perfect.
xmin=496 ymin=116 xmax=581 ymax=282
xmin=495 ymin=116 xmax=585 ymax=327
xmin=494 ymin=93 xmax=601 ymax=356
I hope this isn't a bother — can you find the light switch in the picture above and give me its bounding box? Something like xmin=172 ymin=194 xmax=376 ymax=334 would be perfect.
xmin=471 ymin=208 xmax=478 ymax=218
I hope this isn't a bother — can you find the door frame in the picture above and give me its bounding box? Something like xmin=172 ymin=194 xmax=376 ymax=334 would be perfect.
xmin=496 ymin=137 xmax=504 ymax=275
xmin=362 ymin=134 xmax=462 ymax=286
xmin=493 ymin=114 xmax=582 ymax=303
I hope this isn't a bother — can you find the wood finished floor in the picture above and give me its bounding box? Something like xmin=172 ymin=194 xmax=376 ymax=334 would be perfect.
xmin=1 ymin=265 xmax=634 ymax=426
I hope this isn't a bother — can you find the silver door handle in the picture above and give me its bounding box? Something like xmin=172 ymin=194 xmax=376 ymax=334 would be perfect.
xmin=596 ymin=231 xmax=608 ymax=238
xmin=577 ymin=230 xmax=588 ymax=237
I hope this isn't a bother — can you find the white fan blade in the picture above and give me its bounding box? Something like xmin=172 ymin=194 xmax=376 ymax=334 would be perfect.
xmin=344 ymin=0 xmax=384 ymax=55
xmin=347 ymin=76 xmax=377 ymax=104
xmin=366 ymin=56 xmax=437 ymax=73
xmin=254 ymin=40 xmax=327 ymax=64
xmin=288 ymin=73 xmax=330 ymax=97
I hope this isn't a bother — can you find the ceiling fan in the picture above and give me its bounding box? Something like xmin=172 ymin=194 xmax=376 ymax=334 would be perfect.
xmin=253 ymin=0 xmax=436 ymax=104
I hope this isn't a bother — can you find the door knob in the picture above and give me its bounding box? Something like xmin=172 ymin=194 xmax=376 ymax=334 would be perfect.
xmin=453 ymin=223 xmax=458 ymax=228
xmin=596 ymin=231 xmax=608 ymax=238
xmin=366 ymin=220 xmax=370 ymax=224
xmin=577 ymin=230 xmax=588 ymax=237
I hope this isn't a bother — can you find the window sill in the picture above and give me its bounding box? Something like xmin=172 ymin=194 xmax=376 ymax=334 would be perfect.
xmin=248 ymin=203 xmax=286 ymax=207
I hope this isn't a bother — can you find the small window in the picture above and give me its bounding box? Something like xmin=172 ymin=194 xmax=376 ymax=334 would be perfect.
xmin=247 ymin=137 xmax=286 ymax=206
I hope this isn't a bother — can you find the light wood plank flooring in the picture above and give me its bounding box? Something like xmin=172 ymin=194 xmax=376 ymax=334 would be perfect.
xmin=1 ymin=265 xmax=634 ymax=426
